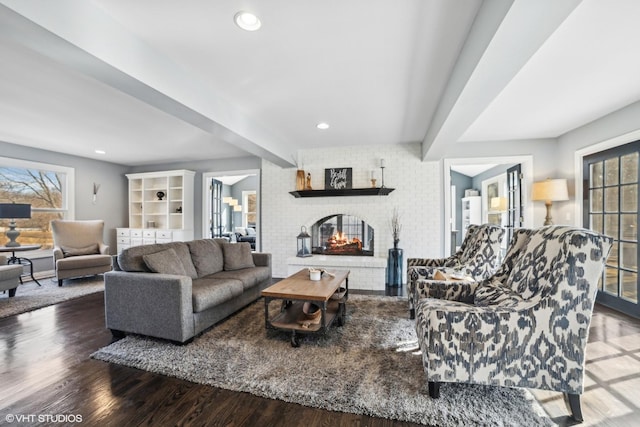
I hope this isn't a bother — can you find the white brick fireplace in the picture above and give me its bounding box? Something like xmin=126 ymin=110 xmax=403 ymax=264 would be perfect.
xmin=261 ymin=142 xmax=442 ymax=292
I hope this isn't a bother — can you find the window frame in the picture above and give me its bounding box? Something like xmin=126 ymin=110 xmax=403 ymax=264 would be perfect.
xmin=0 ymin=156 xmax=75 ymax=258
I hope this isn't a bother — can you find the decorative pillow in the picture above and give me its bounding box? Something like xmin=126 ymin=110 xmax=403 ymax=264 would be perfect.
xmin=187 ymin=239 xmax=224 ymax=277
xmin=246 ymin=227 xmax=256 ymax=236
xmin=235 ymin=227 xmax=247 ymax=236
xmin=142 ymin=248 xmax=187 ymax=276
xmin=221 ymin=242 xmax=255 ymax=271
xmin=62 ymin=244 xmax=99 ymax=257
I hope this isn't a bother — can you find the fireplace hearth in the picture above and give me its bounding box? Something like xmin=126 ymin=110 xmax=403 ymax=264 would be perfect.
xmin=311 ymin=214 xmax=373 ymax=256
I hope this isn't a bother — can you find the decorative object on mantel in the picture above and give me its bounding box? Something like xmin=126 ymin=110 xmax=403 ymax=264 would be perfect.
xmin=156 ymin=191 xmax=165 ymax=201
xmin=176 ymin=206 xmax=182 ymax=213
xmin=293 ymin=157 xmax=305 ymax=191
xmin=532 ymin=178 xmax=568 ymax=225
xmin=305 ymin=173 xmax=312 ymax=190
xmin=370 ymin=170 xmax=377 ymax=188
xmin=380 ymin=158 xmax=386 ymax=188
xmin=289 ymin=187 xmax=394 ymax=198
xmin=92 ymin=183 xmax=100 ymax=204
xmin=296 ymin=226 xmax=312 ymax=257
xmin=0 ymin=203 xmax=31 ymax=247
xmin=324 ymin=167 xmax=352 ymax=190
xmin=386 ymin=207 xmax=403 ymax=296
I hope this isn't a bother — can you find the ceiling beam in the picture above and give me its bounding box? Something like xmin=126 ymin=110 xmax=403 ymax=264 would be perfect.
xmin=421 ymin=0 xmax=581 ymax=161
xmin=0 ymin=1 xmax=296 ymax=167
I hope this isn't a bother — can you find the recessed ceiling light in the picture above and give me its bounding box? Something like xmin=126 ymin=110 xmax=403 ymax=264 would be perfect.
xmin=95 ymin=149 xmax=106 ymax=155
xmin=234 ymin=11 xmax=261 ymax=31
xmin=316 ymin=122 xmax=330 ymax=130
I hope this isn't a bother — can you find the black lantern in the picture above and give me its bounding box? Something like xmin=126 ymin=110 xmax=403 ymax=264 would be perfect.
xmin=296 ymin=226 xmax=312 ymax=257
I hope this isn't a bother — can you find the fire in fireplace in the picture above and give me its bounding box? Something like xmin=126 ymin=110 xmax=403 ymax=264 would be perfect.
xmin=311 ymin=214 xmax=373 ymax=256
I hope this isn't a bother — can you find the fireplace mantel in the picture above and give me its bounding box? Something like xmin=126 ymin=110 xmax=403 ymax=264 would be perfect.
xmin=289 ymin=188 xmax=394 ymax=198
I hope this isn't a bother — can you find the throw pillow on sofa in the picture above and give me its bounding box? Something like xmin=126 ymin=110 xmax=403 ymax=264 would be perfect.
xmin=142 ymin=248 xmax=187 ymax=276
xmin=220 ymin=242 xmax=255 ymax=271
xmin=187 ymin=239 xmax=224 ymax=277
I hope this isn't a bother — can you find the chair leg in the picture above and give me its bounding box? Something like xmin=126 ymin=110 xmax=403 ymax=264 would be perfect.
xmin=8 ymin=287 xmax=17 ymax=297
xmin=428 ymin=381 xmax=440 ymax=398
xmin=58 ymin=279 xmax=63 ymax=287
xmin=565 ymin=393 xmax=583 ymax=423
xmin=410 ymin=308 xmax=415 ymax=319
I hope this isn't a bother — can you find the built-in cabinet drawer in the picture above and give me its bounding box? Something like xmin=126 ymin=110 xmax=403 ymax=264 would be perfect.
xmin=116 ymin=228 xmax=130 ymax=237
xmin=156 ymin=230 xmax=172 ymax=240
xmin=116 ymin=228 xmax=186 ymax=253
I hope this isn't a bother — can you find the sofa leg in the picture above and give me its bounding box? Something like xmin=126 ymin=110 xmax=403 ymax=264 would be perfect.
xmin=110 ymin=329 xmax=126 ymax=339
xmin=410 ymin=308 xmax=415 ymax=320
xmin=565 ymin=393 xmax=583 ymax=423
xmin=8 ymin=287 xmax=17 ymax=297
xmin=428 ymin=381 xmax=440 ymax=398
xmin=58 ymin=279 xmax=63 ymax=287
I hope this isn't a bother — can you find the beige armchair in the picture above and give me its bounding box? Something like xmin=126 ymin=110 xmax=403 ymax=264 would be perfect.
xmin=51 ymin=220 xmax=112 ymax=286
xmin=0 ymin=255 xmax=23 ymax=297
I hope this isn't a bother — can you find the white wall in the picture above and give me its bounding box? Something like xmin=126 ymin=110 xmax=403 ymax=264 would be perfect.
xmin=261 ymin=142 xmax=441 ymax=279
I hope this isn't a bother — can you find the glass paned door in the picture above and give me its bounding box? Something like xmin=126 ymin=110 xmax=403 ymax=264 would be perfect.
xmin=506 ymin=164 xmax=523 ymax=245
xmin=210 ymin=179 xmax=223 ymax=238
xmin=584 ymin=140 xmax=640 ymax=318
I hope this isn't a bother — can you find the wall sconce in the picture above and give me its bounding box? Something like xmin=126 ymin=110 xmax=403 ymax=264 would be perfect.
xmin=229 ymin=198 xmax=238 ymax=207
xmin=233 ymin=205 xmax=242 ymax=212
xmin=0 ymin=203 xmax=32 ymax=247
xmin=296 ymin=226 xmax=312 ymax=257
xmin=532 ymin=178 xmax=569 ymax=225
xmin=223 ymin=196 xmax=233 ymax=204
xmin=93 ymin=183 xmax=100 ymax=205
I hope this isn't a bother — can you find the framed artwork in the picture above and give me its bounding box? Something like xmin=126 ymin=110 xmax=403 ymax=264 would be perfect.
xmin=324 ymin=168 xmax=352 ymax=190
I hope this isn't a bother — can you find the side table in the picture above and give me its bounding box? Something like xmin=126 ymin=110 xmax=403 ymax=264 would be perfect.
xmin=0 ymin=245 xmax=43 ymax=286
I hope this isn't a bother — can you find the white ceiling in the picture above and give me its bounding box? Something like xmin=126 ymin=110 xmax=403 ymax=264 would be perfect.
xmin=0 ymin=0 xmax=639 ymax=167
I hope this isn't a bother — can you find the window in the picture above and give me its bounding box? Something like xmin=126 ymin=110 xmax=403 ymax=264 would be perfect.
xmin=584 ymin=140 xmax=639 ymax=317
xmin=0 ymin=157 xmax=74 ymax=253
xmin=243 ymin=191 xmax=256 ymax=228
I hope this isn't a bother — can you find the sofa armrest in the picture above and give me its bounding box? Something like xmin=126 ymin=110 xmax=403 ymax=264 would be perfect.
xmin=99 ymin=243 xmax=110 ymax=254
xmin=53 ymin=247 xmax=64 ymax=261
xmin=414 ymin=278 xmax=479 ymax=303
xmin=252 ymin=252 xmax=271 ymax=267
xmin=407 ymin=257 xmax=451 ymax=268
xmin=104 ymin=271 xmax=195 ymax=343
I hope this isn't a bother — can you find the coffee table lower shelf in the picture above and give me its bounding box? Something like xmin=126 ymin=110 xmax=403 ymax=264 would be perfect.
xmin=264 ymin=299 xmax=346 ymax=347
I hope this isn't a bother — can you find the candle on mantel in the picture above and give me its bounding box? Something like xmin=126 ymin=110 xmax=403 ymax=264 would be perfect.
xmin=380 ymin=159 xmax=386 ymax=168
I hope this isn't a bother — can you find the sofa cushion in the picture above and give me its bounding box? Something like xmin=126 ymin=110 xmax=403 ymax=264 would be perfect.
xmin=62 ymin=243 xmax=99 ymax=257
xmin=220 ymin=242 xmax=255 ymax=271
xmin=191 ymin=277 xmax=244 ymax=312
xmin=142 ymin=248 xmax=187 ymax=276
xmin=187 ymin=239 xmax=224 ymax=278
xmin=211 ymin=266 xmax=271 ymax=290
xmin=118 ymin=242 xmax=198 ymax=279
xmin=56 ymin=254 xmax=112 ymax=270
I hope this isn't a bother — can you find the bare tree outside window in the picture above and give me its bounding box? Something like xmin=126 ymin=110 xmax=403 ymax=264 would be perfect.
xmin=0 ymin=167 xmax=65 ymax=248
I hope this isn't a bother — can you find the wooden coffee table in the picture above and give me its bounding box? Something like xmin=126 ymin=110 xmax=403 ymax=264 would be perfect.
xmin=262 ymin=268 xmax=349 ymax=347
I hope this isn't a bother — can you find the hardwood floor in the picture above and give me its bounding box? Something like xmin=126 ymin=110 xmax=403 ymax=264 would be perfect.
xmin=1 ymin=292 xmax=639 ymax=427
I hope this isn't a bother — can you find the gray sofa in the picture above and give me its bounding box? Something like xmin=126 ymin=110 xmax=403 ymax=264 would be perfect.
xmin=104 ymin=239 xmax=271 ymax=343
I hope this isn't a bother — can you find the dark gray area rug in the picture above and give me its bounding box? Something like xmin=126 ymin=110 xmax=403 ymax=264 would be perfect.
xmin=0 ymin=275 xmax=104 ymax=318
xmin=92 ymin=294 xmax=553 ymax=426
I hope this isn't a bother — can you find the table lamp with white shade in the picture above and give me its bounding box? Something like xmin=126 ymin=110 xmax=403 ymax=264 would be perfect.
xmin=532 ymin=179 xmax=569 ymax=226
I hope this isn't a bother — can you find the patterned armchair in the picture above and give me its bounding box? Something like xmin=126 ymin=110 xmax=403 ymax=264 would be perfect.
xmin=415 ymin=226 xmax=612 ymax=422
xmin=406 ymin=224 xmax=504 ymax=319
